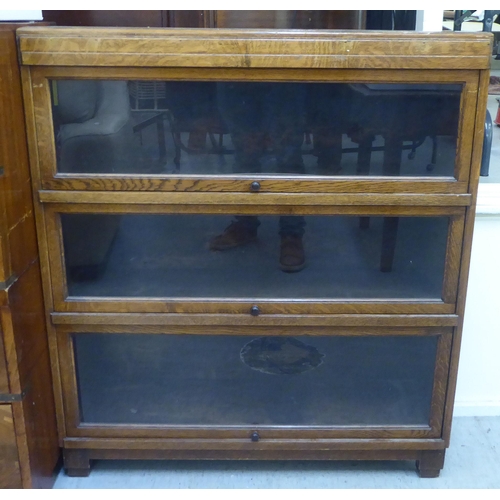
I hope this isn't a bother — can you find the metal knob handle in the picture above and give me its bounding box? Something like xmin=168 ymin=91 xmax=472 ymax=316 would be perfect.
xmin=250 ymin=181 xmax=261 ymax=192
xmin=251 ymin=431 xmax=260 ymax=442
xmin=250 ymin=305 xmax=261 ymax=316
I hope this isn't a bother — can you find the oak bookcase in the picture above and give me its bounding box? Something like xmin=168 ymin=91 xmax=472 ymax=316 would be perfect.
xmin=17 ymin=27 xmax=491 ymax=478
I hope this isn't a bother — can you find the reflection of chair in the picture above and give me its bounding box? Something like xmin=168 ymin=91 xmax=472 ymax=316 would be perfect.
xmin=344 ymin=84 xmax=461 ymax=272
xmin=453 ymin=10 xmax=500 ymax=61
xmin=453 ymin=10 xmax=500 ymax=33
xmin=55 ymin=80 xmax=136 ymax=174
xmin=61 ymin=214 xmax=120 ymax=282
xmin=481 ymin=110 xmax=493 ymax=177
xmin=127 ymin=81 xmax=230 ymax=172
xmin=167 ymin=110 xmax=229 ymax=172
xmin=163 ymin=81 xmax=228 ymax=172
xmin=54 ymin=80 xmax=132 ymax=278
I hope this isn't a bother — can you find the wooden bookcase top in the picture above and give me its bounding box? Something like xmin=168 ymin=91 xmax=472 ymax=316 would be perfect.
xmin=16 ymin=27 xmax=493 ymax=69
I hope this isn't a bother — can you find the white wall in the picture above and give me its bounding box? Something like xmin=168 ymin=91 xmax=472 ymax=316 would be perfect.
xmin=416 ymin=10 xmax=444 ymax=31
xmin=454 ymin=209 xmax=500 ymax=416
xmin=0 ymin=10 xmax=42 ymax=21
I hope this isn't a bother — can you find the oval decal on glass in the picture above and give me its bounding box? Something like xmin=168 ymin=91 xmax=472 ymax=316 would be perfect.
xmin=240 ymin=336 xmax=324 ymax=375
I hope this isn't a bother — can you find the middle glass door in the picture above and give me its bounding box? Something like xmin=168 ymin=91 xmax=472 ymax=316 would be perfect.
xmin=57 ymin=212 xmax=453 ymax=301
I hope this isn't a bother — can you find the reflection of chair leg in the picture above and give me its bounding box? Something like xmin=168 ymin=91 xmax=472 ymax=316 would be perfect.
xmin=165 ymin=111 xmax=181 ymax=172
xmin=381 ymin=135 xmax=403 ymax=272
xmin=382 ymin=135 xmax=403 ymax=176
xmin=132 ymin=112 xmax=167 ymax=163
xmin=172 ymin=131 xmax=181 ymax=172
xmin=381 ymin=217 xmax=399 ymax=272
xmin=208 ymin=131 xmax=227 ymax=155
xmin=157 ymin=118 xmax=166 ymax=162
xmin=315 ymin=131 xmax=343 ymax=174
xmin=426 ymin=136 xmax=438 ymax=172
xmin=356 ymin=135 xmax=374 ymax=230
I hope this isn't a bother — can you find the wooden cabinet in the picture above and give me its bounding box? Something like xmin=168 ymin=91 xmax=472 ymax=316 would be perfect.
xmin=0 ymin=405 xmax=22 ymax=489
xmin=0 ymin=23 xmax=60 ymax=489
xmin=17 ymin=26 xmax=491 ymax=478
xmin=41 ymin=10 xmax=365 ymax=29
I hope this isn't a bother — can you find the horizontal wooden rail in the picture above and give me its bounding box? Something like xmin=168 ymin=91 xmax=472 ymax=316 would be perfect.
xmin=52 ymin=312 xmax=460 ymax=328
xmin=39 ymin=190 xmax=472 ymax=207
xmin=17 ymin=28 xmax=493 ymax=69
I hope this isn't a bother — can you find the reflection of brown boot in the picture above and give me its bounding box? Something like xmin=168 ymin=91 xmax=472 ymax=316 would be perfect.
xmin=280 ymin=235 xmax=306 ymax=272
xmin=209 ymin=221 xmax=258 ymax=251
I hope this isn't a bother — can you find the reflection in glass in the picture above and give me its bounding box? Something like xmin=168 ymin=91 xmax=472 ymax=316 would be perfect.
xmin=61 ymin=214 xmax=449 ymax=300
xmin=51 ymin=80 xmax=461 ymax=177
xmin=74 ymin=333 xmax=438 ymax=426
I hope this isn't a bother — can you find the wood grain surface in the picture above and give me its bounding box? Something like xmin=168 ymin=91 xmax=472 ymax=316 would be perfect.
xmin=0 ymin=23 xmax=60 ymax=488
xmin=0 ymin=29 xmax=38 ymax=282
xmin=17 ymin=28 xmax=493 ymax=69
xmin=38 ymin=190 xmax=473 ymax=207
xmin=442 ymin=68 xmax=492 ymax=446
xmin=16 ymin=26 xmax=490 ymax=476
xmin=0 ymin=404 xmax=22 ymax=488
xmin=0 ymin=333 xmax=8 ymax=394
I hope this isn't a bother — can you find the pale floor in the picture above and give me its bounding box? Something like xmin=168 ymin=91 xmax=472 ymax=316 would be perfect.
xmin=54 ymin=416 xmax=500 ymax=488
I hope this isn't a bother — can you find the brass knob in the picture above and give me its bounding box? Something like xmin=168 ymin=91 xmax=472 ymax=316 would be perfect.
xmin=250 ymin=181 xmax=261 ymax=192
xmin=250 ymin=305 xmax=261 ymax=316
xmin=251 ymin=431 xmax=260 ymax=442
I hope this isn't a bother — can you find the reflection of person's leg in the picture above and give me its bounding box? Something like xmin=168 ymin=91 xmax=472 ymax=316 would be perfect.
xmin=221 ymin=127 xmax=263 ymax=248
xmin=309 ymin=84 xmax=351 ymax=174
xmin=209 ymin=216 xmax=260 ymax=250
xmin=210 ymin=83 xmax=264 ymax=251
xmin=314 ymin=128 xmax=343 ymax=174
xmin=266 ymin=84 xmax=308 ymax=271
xmin=279 ymin=216 xmax=306 ymax=272
xmin=265 ymin=83 xmax=306 ymax=174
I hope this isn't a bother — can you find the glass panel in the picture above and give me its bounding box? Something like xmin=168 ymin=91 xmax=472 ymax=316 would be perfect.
xmin=61 ymin=214 xmax=449 ymax=300
xmin=51 ymin=80 xmax=461 ymax=178
xmin=74 ymin=333 xmax=438 ymax=427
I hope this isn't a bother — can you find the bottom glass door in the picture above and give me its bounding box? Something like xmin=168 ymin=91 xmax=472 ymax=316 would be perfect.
xmin=72 ymin=333 xmax=440 ymax=428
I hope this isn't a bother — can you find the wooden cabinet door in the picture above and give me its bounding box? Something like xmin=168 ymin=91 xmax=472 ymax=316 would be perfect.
xmin=42 ymin=10 xmax=167 ymax=27
xmin=43 ymin=207 xmax=464 ymax=315
xmin=34 ymin=73 xmax=470 ymax=190
xmin=59 ymin=327 xmax=451 ymax=439
xmin=41 ymin=10 xmax=365 ymax=29
xmin=0 ymin=405 xmax=22 ymax=488
xmin=168 ymin=10 xmax=366 ymax=28
xmin=213 ymin=11 xmax=365 ymax=29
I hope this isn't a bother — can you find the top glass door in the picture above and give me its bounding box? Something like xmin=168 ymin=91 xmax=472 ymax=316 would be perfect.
xmin=50 ymin=79 xmax=461 ymax=178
